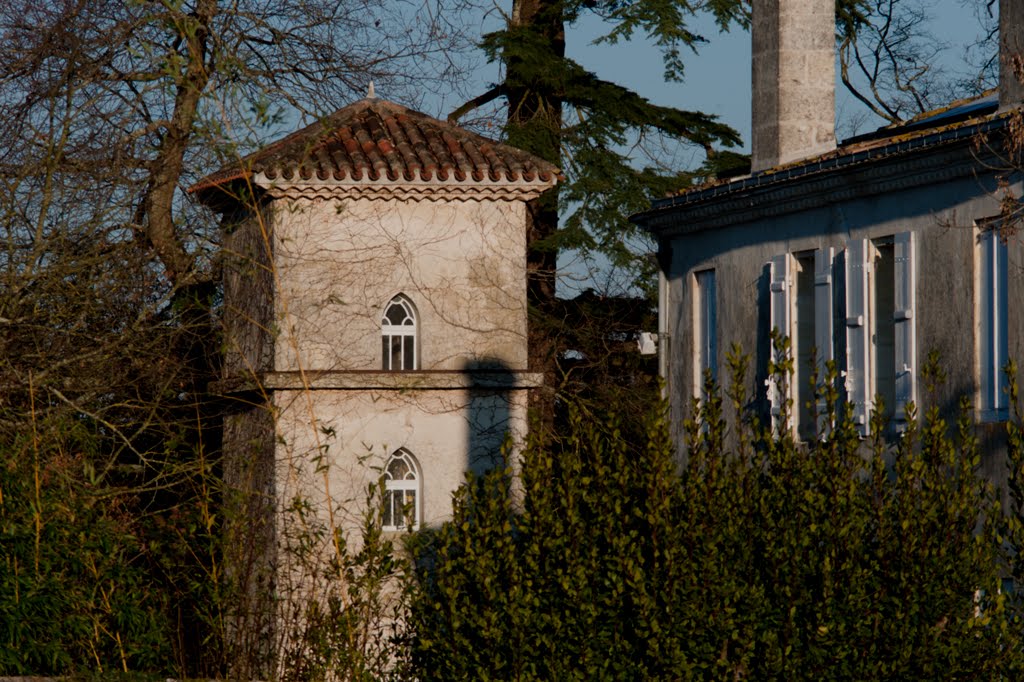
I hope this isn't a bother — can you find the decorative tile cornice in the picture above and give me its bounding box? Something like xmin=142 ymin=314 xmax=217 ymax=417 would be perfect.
xmin=256 ymin=175 xmax=555 ymax=202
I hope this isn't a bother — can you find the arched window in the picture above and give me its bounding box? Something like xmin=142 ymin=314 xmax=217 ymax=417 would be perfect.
xmin=382 ymin=449 xmax=420 ymax=530
xmin=381 ymin=295 xmax=417 ymax=370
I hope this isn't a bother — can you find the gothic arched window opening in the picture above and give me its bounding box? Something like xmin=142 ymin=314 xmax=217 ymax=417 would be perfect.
xmin=383 ymin=448 xmax=420 ymax=530
xmin=381 ymin=294 xmax=418 ymax=370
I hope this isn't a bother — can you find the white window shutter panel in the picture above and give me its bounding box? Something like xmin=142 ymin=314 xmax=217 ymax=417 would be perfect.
xmin=844 ymin=239 xmax=871 ymax=435
xmin=980 ymin=230 xmax=1009 ymax=419
xmin=893 ymin=231 xmax=916 ymax=427
xmin=814 ymin=247 xmax=834 ymax=369
xmin=770 ymin=254 xmax=791 ymax=338
xmin=768 ymin=254 xmax=791 ymax=428
xmin=814 ymin=247 xmax=834 ymax=432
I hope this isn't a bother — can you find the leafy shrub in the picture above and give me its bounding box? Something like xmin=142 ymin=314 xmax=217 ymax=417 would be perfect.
xmin=0 ymin=419 xmax=170 ymax=675
xmin=405 ymin=345 xmax=1024 ymax=679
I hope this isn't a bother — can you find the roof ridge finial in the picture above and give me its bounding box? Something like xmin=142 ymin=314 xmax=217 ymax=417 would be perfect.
xmin=367 ymin=81 xmax=376 ymax=99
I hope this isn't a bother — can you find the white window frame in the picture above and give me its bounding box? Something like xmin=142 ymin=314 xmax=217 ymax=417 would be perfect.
xmin=693 ymin=269 xmax=717 ymax=397
xmin=977 ymin=225 xmax=1009 ymax=422
xmin=382 ymin=448 xmax=420 ymax=531
xmin=381 ymin=294 xmax=418 ymax=371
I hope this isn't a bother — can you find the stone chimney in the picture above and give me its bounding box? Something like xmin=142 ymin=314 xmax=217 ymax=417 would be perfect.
xmin=1000 ymin=0 xmax=1024 ymax=109
xmin=751 ymin=0 xmax=836 ymax=172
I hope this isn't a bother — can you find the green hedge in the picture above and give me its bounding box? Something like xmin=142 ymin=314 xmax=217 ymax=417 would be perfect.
xmin=406 ymin=346 xmax=1024 ymax=680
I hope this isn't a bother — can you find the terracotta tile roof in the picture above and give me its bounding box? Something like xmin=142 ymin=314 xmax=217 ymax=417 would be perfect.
xmin=190 ymin=98 xmax=560 ymax=195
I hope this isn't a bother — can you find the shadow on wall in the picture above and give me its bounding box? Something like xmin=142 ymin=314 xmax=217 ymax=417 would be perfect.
xmin=461 ymin=357 xmax=514 ymax=476
xmin=757 ymin=261 xmax=771 ymax=415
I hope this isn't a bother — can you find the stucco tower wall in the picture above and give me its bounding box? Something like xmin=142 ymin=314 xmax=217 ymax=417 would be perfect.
xmin=262 ymin=191 xmax=536 ymax=542
xmin=271 ymin=197 xmax=529 ymax=374
xmin=272 ymin=387 xmax=529 ymax=537
xmin=751 ymin=0 xmax=836 ymax=171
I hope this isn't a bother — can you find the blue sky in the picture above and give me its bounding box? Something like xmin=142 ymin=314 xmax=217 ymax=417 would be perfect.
xmin=422 ymin=2 xmax=997 ymax=294
xmin=401 ymin=3 xmax=999 ymax=159
xmin=450 ymin=2 xmax=994 ymax=155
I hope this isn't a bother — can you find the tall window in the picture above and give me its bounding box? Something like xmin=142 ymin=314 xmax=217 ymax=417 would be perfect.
xmin=382 ymin=449 xmax=420 ymax=530
xmin=768 ymin=248 xmax=834 ymax=439
xmin=872 ymin=240 xmax=897 ymax=425
xmin=978 ymin=227 xmax=1009 ymax=421
xmin=382 ymin=295 xmax=417 ymax=370
xmin=694 ymin=269 xmax=717 ymax=395
xmin=845 ymin=233 xmax=915 ymax=435
xmin=794 ymin=253 xmax=818 ymax=439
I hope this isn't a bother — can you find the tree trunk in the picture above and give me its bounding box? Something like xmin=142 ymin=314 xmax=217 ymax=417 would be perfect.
xmin=505 ymin=0 xmax=563 ymax=424
xmin=142 ymin=0 xmax=216 ymax=288
xmin=507 ymin=0 xmax=562 ymax=311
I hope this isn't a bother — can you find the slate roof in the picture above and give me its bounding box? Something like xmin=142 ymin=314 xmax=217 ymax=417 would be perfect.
xmin=190 ymin=97 xmax=560 ymax=195
xmin=627 ymin=90 xmax=1024 ymax=237
xmin=636 ymin=90 xmax=1007 ymax=218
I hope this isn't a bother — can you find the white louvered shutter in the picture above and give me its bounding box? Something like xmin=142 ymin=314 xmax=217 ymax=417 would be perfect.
xmin=814 ymin=247 xmax=834 ymax=432
xmin=768 ymin=254 xmax=791 ymax=429
xmin=845 ymin=239 xmax=871 ymax=435
xmin=893 ymin=232 xmax=916 ymax=429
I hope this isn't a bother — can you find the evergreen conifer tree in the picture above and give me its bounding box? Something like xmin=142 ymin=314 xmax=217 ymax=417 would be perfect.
xmin=450 ymin=0 xmax=750 ymax=304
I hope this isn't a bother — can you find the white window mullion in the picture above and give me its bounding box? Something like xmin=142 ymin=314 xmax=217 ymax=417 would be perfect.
xmin=993 ymin=232 xmax=1008 ymax=414
xmin=990 ymin=232 xmax=1001 ymax=410
xmin=981 ymin=230 xmax=994 ymax=415
xmin=845 ymin=239 xmax=872 ymax=436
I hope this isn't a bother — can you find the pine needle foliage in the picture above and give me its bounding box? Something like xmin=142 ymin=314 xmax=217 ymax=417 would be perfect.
xmin=405 ymin=343 xmax=1024 ymax=679
xmin=453 ymin=0 xmax=751 ymax=297
xmin=461 ymin=0 xmax=880 ymax=292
